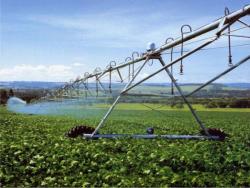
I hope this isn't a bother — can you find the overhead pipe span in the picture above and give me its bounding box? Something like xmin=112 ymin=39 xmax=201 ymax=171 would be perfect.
xmin=80 ymin=5 xmax=250 ymax=81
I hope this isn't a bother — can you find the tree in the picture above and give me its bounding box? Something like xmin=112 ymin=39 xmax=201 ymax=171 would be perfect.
xmin=9 ymin=89 xmax=14 ymax=97
xmin=0 ymin=90 xmax=9 ymax=105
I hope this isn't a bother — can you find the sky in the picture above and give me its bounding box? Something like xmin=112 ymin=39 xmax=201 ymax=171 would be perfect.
xmin=0 ymin=0 xmax=249 ymax=83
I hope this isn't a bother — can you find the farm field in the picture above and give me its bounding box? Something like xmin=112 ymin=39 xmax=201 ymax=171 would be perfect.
xmin=96 ymin=103 xmax=250 ymax=112
xmin=1 ymin=0 xmax=250 ymax=187
xmin=0 ymin=104 xmax=250 ymax=187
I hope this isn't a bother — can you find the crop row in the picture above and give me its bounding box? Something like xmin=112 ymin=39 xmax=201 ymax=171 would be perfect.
xmin=0 ymin=107 xmax=250 ymax=186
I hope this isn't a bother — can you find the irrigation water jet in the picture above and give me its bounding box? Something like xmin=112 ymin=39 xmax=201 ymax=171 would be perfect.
xmin=7 ymin=97 xmax=111 ymax=119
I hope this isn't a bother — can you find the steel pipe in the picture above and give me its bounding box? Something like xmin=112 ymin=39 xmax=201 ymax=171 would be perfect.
xmin=70 ymin=5 xmax=250 ymax=84
xmin=84 ymin=134 xmax=220 ymax=140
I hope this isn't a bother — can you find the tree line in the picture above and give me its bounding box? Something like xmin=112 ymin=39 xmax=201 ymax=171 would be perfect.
xmin=0 ymin=89 xmax=44 ymax=105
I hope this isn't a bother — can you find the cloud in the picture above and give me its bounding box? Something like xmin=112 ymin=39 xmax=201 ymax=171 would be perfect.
xmin=0 ymin=64 xmax=90 ymax=82
xmin=72 ymin=62 xmax=85 ymax=67
xmin=25 ymin=10 xmax=220 ymax=49
xmin=4 ymin=6 xmax=249 ymax=83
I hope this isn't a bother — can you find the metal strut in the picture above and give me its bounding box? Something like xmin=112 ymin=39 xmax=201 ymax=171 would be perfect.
xmin=94 ymin=67 xmax=108 ymax=96
xmin=225 ymin=7 xmax=233 ymax=67
xmin=158 ymin=56 xmax=210 ymax=136
xmin=107 ymin=61 xmax=116 ymax=93
xmin=117 ymin=68 xmax=123 ymax=83
xmin=180 ymin=25 xmax=192 ymax=75
xmin=83 ymin=72 xmax=90 ymax=98
xmin=95 ymin=76 xmax=98 ymax=97
xmin=132 ymin=52 xmax=140 ymax=77
xmin=90 ymin=58 xmax=150 ymax=137
xmin=166 ymin=37 xmax=175 ymax=95
xmin=125 ymin=57 xmax=132 ymax=81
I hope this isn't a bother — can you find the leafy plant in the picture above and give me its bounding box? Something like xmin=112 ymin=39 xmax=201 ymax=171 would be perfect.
xmin=0 ymin=106 xmax=249 ymax=187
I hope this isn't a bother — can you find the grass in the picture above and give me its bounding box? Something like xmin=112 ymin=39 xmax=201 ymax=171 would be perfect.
xmin=96 ymin=103 xmax=250 ymax=112
xmin=0 ymin=105 xmax=250 ymax=187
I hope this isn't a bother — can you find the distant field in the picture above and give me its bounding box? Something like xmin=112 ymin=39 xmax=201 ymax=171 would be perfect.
xmin=1 ymin=105 xmax=250 ymax=186
xmin=7 ymin=100 xmax=250 ymax=121
xmin=96 ymin=103 xmax=250 ymax=112
xmin=127 ymin=85 xmax=212 ymax=94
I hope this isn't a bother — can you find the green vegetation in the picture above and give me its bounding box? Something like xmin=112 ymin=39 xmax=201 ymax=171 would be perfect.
xmin=0 ymin=90 xmax=9 ymax=105
xmin=1 ymin=105 xmax=250 ymax=187
xmin=203 ymin=98 xmax=250 ymax=108
xmin=96 ymin=103 xmax=250 ymax=112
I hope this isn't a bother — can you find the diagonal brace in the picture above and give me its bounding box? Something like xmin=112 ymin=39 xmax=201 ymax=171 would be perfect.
xmin=186 ymin=55 xmax=250 ymax=97
xmin=158 ymin=57 xmax=210 ymax=136
xmin=90 ymin=58 xmax=150 ymax=137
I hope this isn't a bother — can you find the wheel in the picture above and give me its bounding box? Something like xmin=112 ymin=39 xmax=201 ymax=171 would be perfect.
xmin=66 ymin=125 xmax=95 ymax=138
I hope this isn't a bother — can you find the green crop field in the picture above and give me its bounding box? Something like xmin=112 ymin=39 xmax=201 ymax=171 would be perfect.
xmin=0 ymin=105 xmax=250 ymax=187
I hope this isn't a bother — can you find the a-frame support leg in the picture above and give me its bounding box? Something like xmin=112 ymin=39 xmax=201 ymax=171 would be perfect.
xmin=90 ymin=58 xmax=149 ymax=137
xmin=158 ymin=56 xmax=210 ymax=136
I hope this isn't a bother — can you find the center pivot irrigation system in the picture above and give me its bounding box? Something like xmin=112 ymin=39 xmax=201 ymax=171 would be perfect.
xmin=46 ymin=5 xmax=250 ymax=140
